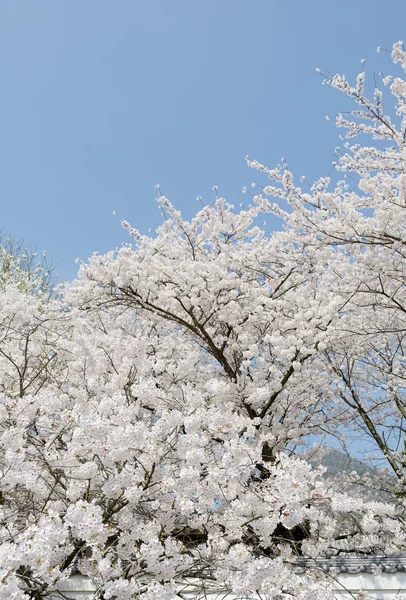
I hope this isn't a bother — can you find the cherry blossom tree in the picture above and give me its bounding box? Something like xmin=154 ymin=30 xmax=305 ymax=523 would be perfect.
xmin=1 ymin=43 xmax=406 ymax=600
xmin=247 ymin=41 xmax=406 ymax=485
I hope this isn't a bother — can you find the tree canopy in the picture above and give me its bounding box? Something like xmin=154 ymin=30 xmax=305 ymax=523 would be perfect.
xmin=2 ymin=43 xmax=406 ymax=600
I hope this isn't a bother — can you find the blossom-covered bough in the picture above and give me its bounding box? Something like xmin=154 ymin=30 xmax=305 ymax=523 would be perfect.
xmin=1 ymin=43 xmax=406 ymax=600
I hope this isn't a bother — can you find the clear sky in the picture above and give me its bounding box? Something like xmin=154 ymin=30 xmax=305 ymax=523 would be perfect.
xmin=1 ymin=1 xmax=405 ymax=281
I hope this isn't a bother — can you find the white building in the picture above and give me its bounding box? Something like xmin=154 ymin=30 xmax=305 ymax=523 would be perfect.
xmin=296 ymin=556 xmax=406 ymax=599
xmin=52 ymin=556 xmax=406 ymax=600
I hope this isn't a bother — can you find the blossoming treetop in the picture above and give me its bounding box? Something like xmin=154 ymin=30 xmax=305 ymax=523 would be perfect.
xmin=1 ymin=43 xmax=406 ymax=600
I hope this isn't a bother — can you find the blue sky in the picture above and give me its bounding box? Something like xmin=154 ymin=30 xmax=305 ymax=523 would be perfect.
xmin=1 ymin=1 xmax=405 ymax=281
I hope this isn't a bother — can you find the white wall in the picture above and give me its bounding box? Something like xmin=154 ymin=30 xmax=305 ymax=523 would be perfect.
xmin=334 ymin=571 xmax=406 ymax=599
xmin=50 ymin=575 xmax=96 ymax=599
xmin=50 ymin=573 xmax=406 ymax=600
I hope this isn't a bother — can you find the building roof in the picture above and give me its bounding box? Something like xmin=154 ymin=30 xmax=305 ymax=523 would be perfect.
xmin=295 ymin=555 xmax=406 ymax=574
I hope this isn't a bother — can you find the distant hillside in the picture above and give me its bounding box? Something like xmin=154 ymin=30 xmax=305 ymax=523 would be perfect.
xmin=309 ymin=448 xmax=396 ymax=502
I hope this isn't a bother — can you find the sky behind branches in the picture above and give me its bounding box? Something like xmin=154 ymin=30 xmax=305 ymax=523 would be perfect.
xmin=1 ymin=1 xmax=405 ymax=281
